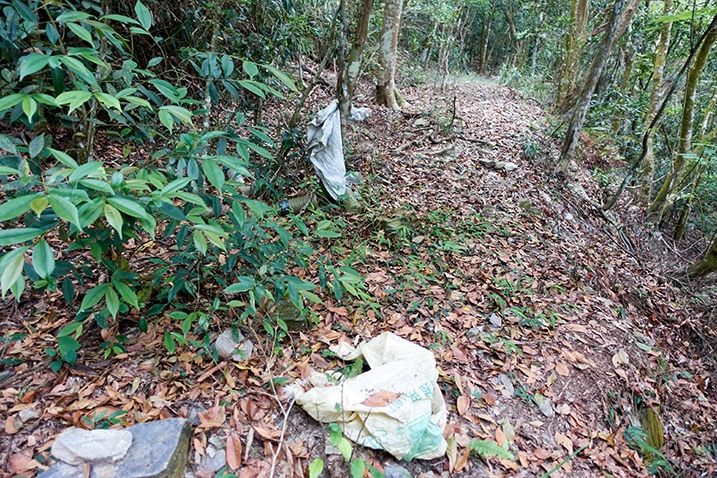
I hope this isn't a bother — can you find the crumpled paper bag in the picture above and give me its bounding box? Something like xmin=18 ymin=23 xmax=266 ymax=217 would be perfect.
xmin=291 ymin=332 xmax=447 ymax=461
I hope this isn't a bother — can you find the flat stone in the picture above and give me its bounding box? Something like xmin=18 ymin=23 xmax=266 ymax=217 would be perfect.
xmin=195 ymin=445 xmax=225 ymax=473
xmin=503 ymin=162 xmax=518 ymax=172
xmin=52 ymin=428 xmax=133 ymax=465
xmin=40 ymin=418 xmax=191 ymax=478
xmin=384 ymin=463 xmax=412 ymax=478
xmin=215 ymin=329 xmax=253 ymax=362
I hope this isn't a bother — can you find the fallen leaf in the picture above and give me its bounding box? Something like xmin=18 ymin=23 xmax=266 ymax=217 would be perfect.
xmin=456 ymin=395 xmax=470 ymax=415
xmin=197 ymin=406 xmax=226 ymax=429
xmin=253 ymin=425 xmax=282 ymax=441
xmin=555 ymin=362 xmax=570 ymax=376
xmin=361 ymin=391 xmax=402 ymax=407
xmin=226 ymin=432 xmax=243 ymax=470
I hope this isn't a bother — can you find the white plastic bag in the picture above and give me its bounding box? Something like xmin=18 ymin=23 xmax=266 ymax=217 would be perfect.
xmin=306 ymin=100 xmax=347 ymax=200
xmin=292 ymin=332 xmax=447 ymax=461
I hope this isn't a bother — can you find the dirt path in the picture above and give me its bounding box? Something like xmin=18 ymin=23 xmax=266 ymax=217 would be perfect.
xmin=1 ymin=79 xmax=715 ymax=478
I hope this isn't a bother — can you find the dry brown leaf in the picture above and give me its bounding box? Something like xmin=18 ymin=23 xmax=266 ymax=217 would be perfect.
xmin=253 ymin=425 xmax=282 ymax=441
xmin=5 ymin=415 xmax=20 ymax=434
xmin=361 ymin=391 xmax=402 ymax=407
xmin=226 ymin=432 xmax=243 ymax=470
xmin=197 ymin=406 xmax=226 ymax=429
xmin=534 ymin=448 xmax=552 ymax=459
xmin=555 ymin=431 xmax=574 ymax=454
xmin=495 ymin=427 xmax=507 ymax=447
xmin=456 ymin=395 xmax=470 ymax=415
xmin=555 ymin=362 xmax=570 ymax=376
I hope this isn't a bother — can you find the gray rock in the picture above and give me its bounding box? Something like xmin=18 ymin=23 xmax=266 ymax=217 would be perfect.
xmin=385 ymin=463 xmax=413 ymax=478
xmin=18 ymin=406 xmax=41 ymax=423
xmin=503 ymin=162 xmax=518 ymax=172
xmin=40 ymin=418 xmax=191 ymax=478
xmin=52 ymin=428 xmax=133 ymax=465
xmin=196 ymin=445 xmax=226 ymax=473
xmin=536 ymin=397 xmax=555 ymax=418
xmin=498 ymin=374 xmax=514 ymax=398
xmin=489 ymin=313 xmax=502 ymax=328
xmin=215 ymin=329 xmax=254 ymax=362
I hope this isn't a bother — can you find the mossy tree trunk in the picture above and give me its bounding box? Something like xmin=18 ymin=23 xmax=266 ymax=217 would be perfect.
xmin=556 ymin=0 xmax=589 ymax=113
xmin=688 ymin=237 xmax=717 ymax=278
xmin=648 ymin=14 xmax=717 ymax=220
xmin=375 ymin=0 xmax=405 ymax=110
xmin=338 ymin=0 xmax=374 ymax=134
xmin=638 ymin=0 xmax=673 ymax=206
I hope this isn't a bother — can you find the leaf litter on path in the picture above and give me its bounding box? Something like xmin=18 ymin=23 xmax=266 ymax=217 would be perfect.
xmin=1 ymin=78 xmax=715 ymax=477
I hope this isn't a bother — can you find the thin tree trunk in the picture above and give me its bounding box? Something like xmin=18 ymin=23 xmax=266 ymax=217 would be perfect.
xmin=556 ymin=0 xmax=630 ymax=174
xmin=375 ymin=0 xmax=404 ymax=109
xmin=638 ymin=0 xmax=673 ymax=205
xmin=648 ymin=14 xmax=717 ymax=219
xmin=688 ymin=236 xmax=717 ymax=278
xmin=338 ymin=0 xmax=374 ymax=133
xmin=557 ymin=0 xmax=589 ymax=112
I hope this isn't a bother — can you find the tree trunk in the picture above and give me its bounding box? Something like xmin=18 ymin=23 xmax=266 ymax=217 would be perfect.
xmin=610 ymin=36 xmax=635 ymax=135
xmin=638 ymin=0 xmax=673 ymax=206
xmin=688 ymin=237 xmax=717 ymax=278
xmin=338 ymin=0 xmax=374 ymax=131
xmin=478 ymin=18 xmax=491 ymax=74
xmin=556 ymin=0 xmax=631 ymax=174
xmin=648 ymin=14 xmax=717 ymax=219
xmin=556 ymin=0 xmax=589 ymax=112
xmin=375 ymin=0 xmax=404 ymax=110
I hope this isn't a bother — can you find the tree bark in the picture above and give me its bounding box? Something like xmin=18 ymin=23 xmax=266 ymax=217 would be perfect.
xmin=375 ymin=0 xmax=404 ymax=109
xmin=648 ymin=14 xmax=717 ymax=219
xmin=638 ymin=0 xmax=673 ymax=205
xmin=556 ymin=0 xmax=632 ymax=174
xmin=338 ymin=0 xmax=374 ymax=131
xmin=688 ymin=237 xmax=717 ymax=278
xmin=556 ymin=0 xmax=589 ymax=112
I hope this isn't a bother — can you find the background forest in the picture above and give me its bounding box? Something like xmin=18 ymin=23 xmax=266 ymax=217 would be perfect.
xmin=1 ymin=0 xmax=717 ymax=476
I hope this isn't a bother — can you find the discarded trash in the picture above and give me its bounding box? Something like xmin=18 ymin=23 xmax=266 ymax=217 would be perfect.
xmin=306 ymin=100 xmax=348 ymax=200
xmin=290 ymin=332 xmax=447 ymax=461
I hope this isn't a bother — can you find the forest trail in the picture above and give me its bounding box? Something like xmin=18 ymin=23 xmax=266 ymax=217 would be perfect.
xmin=1 ymin=79 xmax=715 ymax=478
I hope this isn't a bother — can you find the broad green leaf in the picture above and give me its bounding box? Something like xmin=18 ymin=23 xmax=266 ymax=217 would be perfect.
xmin=104 ymin=203 xmax=123 ymax=237
xmin=48 ymin=194 xmax=81 ymax=228
xmin=0 ymin=193 xmax=41 ymax=221
xmin=107 ymin=196 xmax=150 ymax=220
xmin=237 ymin=80 xmax=265 ymax=98
xmin=0 ymin=93 xmax=25 ymax=112
xmin=22 ymin=96 xmax=37 ymax=121
xmin=79 ymin=283 xmax=109 ymax=311
xmin=106 ymin=286 xmax=119 ymax=318
xmin=202 ymin=159 xmax=224 ymax=192
xmin=134 ymin=0 xmax=152 ymax=30
xmin=57 ymin=336 xmax=81 ymax=362
xmin=49 ymin=148 xmax=80 ymax=168
xmin=158 ymin=109 xmax=174 ymax=132
xmin=10 ymin=274 xmax=25 ymax=302
xmin=29 ymin=135 xmax=45 ymax=159
xmin=0 ymin=134 xmax=18 ymax=154
xmin=19 ymin=53 xmax=50 ymax=80
xmin=59 ymin=56 xmax=98 ymax=87
xmin=94 ymin=92 xmax=121 ymax=110
xmin=265 ymin=65 xmax=298 ymax=92
xmin=193 ymin=230 xmax=207 ymax=255
xmin=1 ymin=247 xmax=28 ymax=299
xmin=308 ymin=459 xmax=324 ymax=478
xmin=66 ymin=22 xmax=94 ymax=46
xmin=79 ymin=179 xmax=113 ymax=193
xmin=56 ymin=11 xmax=92 ymax=22
xmin=114 ymin=280 xmax=139 ymax=308
xmin=221 ymin=54 xmax=234 ymax=77
xmin=243 ymin=60 xmax=258 ymax=78
xmin=125 ymin=95 xmax=151 ymax=107
xmin=247 ymin=142 xmax=273 ymax=160
xmin=30 ymin=196 xmax=48 ymax=217
xmin=349 ymin=459 xmax=365 ymax=478
xmin=147 ymin=57 xmax=163 ymax=67
xmin=32 ymin=239 xmax=55 ymax=279
xmin=0 ymin=228 xmax=43 ymax=246
xmin=224 ymin=276 xmax=255 ymax=293
xmin=101 ymin=14 xmax=140 ymax=25
xmin=32 ymin=93 xmax=58 ymax=106
xmin=13 ymin=0 xmax=37 ymax=22
xmin=159 ymin=105 xmax=193 ymax=125
xmin=0 ymin=166 xmax=22 ymax=175
xmin=69 ymin=161 xmax=105 ymax=182
xmin=159 ymin=177 xmax=191 ymax=197
xmin=58 ymin=322 xmax=83 ymax=337
xmin=338 ymin=438 xmax=352 ymax=462
xmin=56 ymin=90 xmax=93 ymax=113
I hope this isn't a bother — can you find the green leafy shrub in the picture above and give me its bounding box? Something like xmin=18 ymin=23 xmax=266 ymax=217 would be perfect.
xmin=0 ymin=0 xmax=314 ymax=371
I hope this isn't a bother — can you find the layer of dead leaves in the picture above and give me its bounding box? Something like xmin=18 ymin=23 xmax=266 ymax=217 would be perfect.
xmin=1 ymin=77 xmax=716 ymax=478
